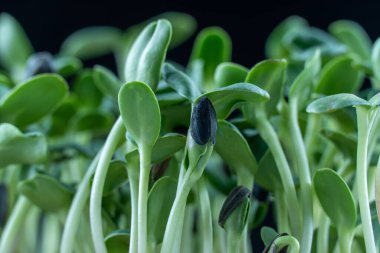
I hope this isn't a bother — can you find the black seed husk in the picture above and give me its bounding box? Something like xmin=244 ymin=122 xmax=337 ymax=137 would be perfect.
xmin=218 ymin=185 xmax=251 ymax=228
xmin=190 ymin=96 xmax=217 ymax=145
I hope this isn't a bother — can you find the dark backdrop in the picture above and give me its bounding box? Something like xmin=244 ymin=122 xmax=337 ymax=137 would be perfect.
xmin=2 ymin=0 xmax=380 ymax=69
xmin=1 ymin=0 xmax=379 ymax=252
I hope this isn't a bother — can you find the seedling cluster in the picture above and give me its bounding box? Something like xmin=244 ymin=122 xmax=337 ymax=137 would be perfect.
xmin=0 ymin=12 xmax=379 ymax=253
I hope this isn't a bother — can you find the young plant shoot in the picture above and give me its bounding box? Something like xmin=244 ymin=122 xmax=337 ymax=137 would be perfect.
xmin=1 ymin=11 xmax=380 ymax=253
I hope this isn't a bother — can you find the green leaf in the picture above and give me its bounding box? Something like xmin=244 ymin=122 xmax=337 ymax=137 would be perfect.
xmin=152 ymin=133 xmax=186 ymax=163
xmin=72 ymin=70 xmax=102 ymax=108
xmin=375 ymin=158 xmax=380 ymax=225
xmin=265 ymin=16 xmax=307 ymax=58
xmin=0 ymin=123 xmax=47 ymax=166
xmin=60 ymin=26 xmax=122 ymax=59
xmin=254 ymin=150 xmax=283 ymax=192
xmin=315 ymin=56 xmax=364 ymax=95
xmin=119 ymin=81 xmax=161 ymax=148
xmin=371 ymin=38 xmax=380 ymax=87
xmin=156 ymin=91 xmax=185 ymax=107
xmin=329 ymin=20 xmax=372 ymax=65
xmin=157 ymin=12 xmax=196 ymax=49
xmin=245 ymin=59 xmax=287 ymax=115
xmin=124 ymin=20 xmax=172 ymax=91
xmin=93 ymin=65 xmax=121 ymax=99
xmin=190 ymin=27 xmax=232 ymax=90
xmin=200 ymin=83 xmax=270 ymax=119
xmin=53 ymin=56 xmax=82 ymax=77
xmin=0 ymin=74 xmax=68 ymax=127
xmin=289 ymin=50 xmax=321 ymax=110
xmin=103 ymin=160 xmax=128 ymax=196
xmin=71 ymin=111 xmax=113 ymax=134
xmin=161 ymin=63 xmax=201 ymax=101
xmin=214 ymin=120 xmax=257 ymax=186
xmin=260 ymin=226 xmax=279 ymax=246
xmin=0 ymin=13 xmax=33 ymax=71
xmin=283 ymin=26 xmax=345 ymax=62
xmin=18 ymin=174 xmax=73 ymax=212
xmin=104 ymin=230 xmax=129 ymax=253
xmin=214 ymin=62 xmax=248 ymax=87
xmin=148 ymin=176 xmax=176 ymax=244
xmin=313 ymin=168 xmax=357 ymax=229
xmin=306 ymin=93 xmax=368 ymax=114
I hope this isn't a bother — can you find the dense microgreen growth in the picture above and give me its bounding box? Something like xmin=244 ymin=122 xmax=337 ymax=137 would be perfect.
xmin=1 ymin=11 xmax=380 ymax=253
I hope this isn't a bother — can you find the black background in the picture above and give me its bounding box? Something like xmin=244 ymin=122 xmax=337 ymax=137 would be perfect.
xmin=2 ymin=1 xmax=380 ymax=70
xmin=1 ymin=0 xmax=379 ymax=252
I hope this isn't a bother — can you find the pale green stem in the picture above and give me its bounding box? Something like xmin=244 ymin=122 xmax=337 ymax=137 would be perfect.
xmin=0 ymin=196 xmax=31 ymax=253
xmin=317 ymin=213 xmax=330 ymax=253
xmin=289 ymin=100 xmax=313 ymax=253
xmin=161 ymin=170 xmax=193 ymax=253
xmin=60 ymin=152 xmax=100 ymax=253
xmin=304 ymin=113 xmax=319 ymax=167
xmin=338 ymin=228 xmax=353 ymax=253
xmin=90 ymin=118 xmax=125 ymax=253
xmin=137 ymin=145 xmax=151 ymax=253
xmin=126 ymin=163 xmax=139 ymax=253
xmin=317 ymin=144 xmax=336 ymax=169
xmin=270 ymin=235 xmax=300 ymax=253
xmin=181 ymin=205 xmax=195 ymax=253
xmin=275 ymin=190 xmax=289 ymax=233
xmin=255 ymin=111 xmax=301 ymax=237
xmin=196 ymin=178 xmax=213 ymax=253
xmin=227 ymin=230 xmax=240 ymax=253
xmin=356 ymin=106 xmax=377 ymax=253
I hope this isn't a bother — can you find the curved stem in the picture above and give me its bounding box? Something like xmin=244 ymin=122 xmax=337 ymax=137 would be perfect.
xmin=137 ymin=145 xmax=151 ymax=253
xmin=126 ymin=160 xmax=139 ymax=253
xmin=90 ymin=117 xmax=125 ymax=253
xmin=289 ymin=100 xmax=313 ymax=253
xmin=196 ymin=178 xmax=213 ymax=253
xmin=338 ymin=228 xmax=353 ymax=253
xmin=226 ymin=230 xmax=240 ymax=253
xmin=255 ymin=111 xmax=301 ymax=237
xmin=270 ymin=235 xmax=300 ymax=253
xmin=317 ymin=213 xmax=330 ymax=253
xmin=0 ymin=196 xmax=31 ymax=253
xmin=60 ymin=152 xmax=100 ymax=253
xmin=161 ymin=170 xmax=193 ymax=253
xmin=356 ymin=106 xmax=376 ymax=253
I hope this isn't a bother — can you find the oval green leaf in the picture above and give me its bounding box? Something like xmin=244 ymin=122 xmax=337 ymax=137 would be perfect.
xmin=148 ymin=176 xmax=177 ymax=244
xmin=214 ymin=62 xmax=248 ymax=88
xmin=245 ymin=59 xmax=287 ymax=115
xmin=60 ymin=26 xmax=122 ymax=59
xmin=0 ymin=13 xmax=33 ymax=71
xmin=260 ymin=226 xmax=279 ymax=246
xmin=306 ymin=93 xmax=368 ymax=114
xmin=124 ymin=20 xmax=172 ymax=91
xmin=0 ymin=74 xmax=68 ymax=127
xmin=18 ymin=174 xmax=73 ymax=212
xmin=329 ymin=20 xmax=372 ymax=65
xmin=161 ymin=63 xmax=201 ymax=101
xmin=0 ymin=123 xmax=47 ymax=166
xmin=190 ymin=27 xmax=232 ymax=90
xmin=104 ymin=230 xmax=130 ymax=253
xmin=93 ymin=65 xmax=121 ymax=99
xmin=103 ymin=160 xmax=128 ymax=196
xmin=315 ymin=56 xmax=364 ymax=95
xmin=289 ymin=50 xmax=321 ymax=110
xmin=372 ymin=38 xmax=380 ymax=88
xmin=214 ymin=120 xmax=257 ymax=187
xmin=199 ymin=83 xmax=270 ymax=119
xmin=53 ymin=56 xmax=82 ymax=77
xmin=119 ymin=81 xmax=161 ymax=148
xmin=72 ymin=70 xmax=102 ymax=108
xmin=255 ymin=150 xmax=283 ymax=192
xmin=265 ymin=16 xmax=307 ymax=58
xmin=313 ymin=168 xmax=357 ymax=229
xmin=152 ymin=133 xmax=186 ymax=163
